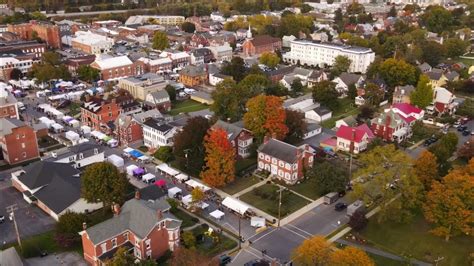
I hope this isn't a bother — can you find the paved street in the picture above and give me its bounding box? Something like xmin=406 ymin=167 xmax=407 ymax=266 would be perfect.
xmin=232 ymin=198 xmax=350 ymax=264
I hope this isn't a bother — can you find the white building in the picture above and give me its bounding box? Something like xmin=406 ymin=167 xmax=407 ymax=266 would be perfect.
xmin=283 ymin=94 xmax=332 ymax=123
xmin=209 ymin=73 xmax=232 ymax=86
xmin=0 ymin=57 xmax=34 ymax=80
xmin=71 ymin=31 xmax=114 ymax=55
xmin=283 ymin=40 xmax=375 ymax=73
xmin=208 ymin=44 xmax=233 ymax=62
xmin=143 ymin=118 xmax=180 ymax=148
xmin=45 ymin=143 xmax=105 ymax=169
xmin=125 ymin=15 xmax=185 ymax=26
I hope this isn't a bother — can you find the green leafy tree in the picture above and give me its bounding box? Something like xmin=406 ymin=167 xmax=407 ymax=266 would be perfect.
xmin=444 ymin=38 xmax=469 ymax=58
xmin=422 ymin=5 xmax=453 ymax=33
xmin=290 ymin=78 xmax=304 ymax=97
xmin=388 ymin=5 xmax=397 ymax=17
xmin=9 ymin=68 xmax=22 ymax=80
xmin=350 ymin=145 xmax=423 ymax=223
xmin=106 ymin=247 xmax=135 ymax=266
xmin=285 ymin=109 xmax=307 ymax=144
xmin=173 ymin=116 xmax=210 ymax=173
xmin=81 ymin=162 xmax=129 ymax=207
xmin=331 ymin=55 xmax=351 ymax=77
xmin=259 ymin=52 xmax=280 ymax=68
xmin=311 ymin=81 xmax=340 ymax=110
xmin=410 ymin=75 xmax=433 ymax=109
xmin=55 ymin=212 xmax=87 ymax=248
xmin=210 ymin=79 xmax=241 ymax=122
xmin=364 ymin=83 xmax=384 ymax=106
xmin=307 ymin=161 xmax=349 ymax=196
xmin=221 ymin=57 xmax=247 ymax=82
xmin=165 ymin=85 xmax=176 ymax=102
xmin=379 ymin=58 xmax=417 ymax=88
xmin=154 ymin=146 xmax=173 ymax=162
xmin=152 ymin=31 xmax=169 ymax=50
xmin=77 ymin=65 xmax=100 ymax=83
xmin=181 ymin=21 xmax=196 ymax=33
xmin=182 ymin=231 xmax=196 ymax=248
xmin=421 ymin=41 xmax=446 ymax=66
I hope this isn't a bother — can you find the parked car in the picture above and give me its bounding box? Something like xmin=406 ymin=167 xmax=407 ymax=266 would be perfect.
xmin=219 ymin=255 xmax=232 ymax=265
xmin=457 ymin=125 xmax=467 ymax=132
xmin=0 ymin=215 xmax=5 ymax=223
xmin=334 ymin=202 xmax=347 ymax=211
xmin=462 ymin=130 xmax=471 ymax=136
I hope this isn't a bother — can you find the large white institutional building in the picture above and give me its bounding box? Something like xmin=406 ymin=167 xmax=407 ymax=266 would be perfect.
xmin=282 ymin=40 xmax=375 ymax=73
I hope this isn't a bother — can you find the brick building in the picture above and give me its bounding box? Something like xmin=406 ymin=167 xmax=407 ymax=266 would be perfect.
xmin=212 ymin=120 xmax=253 ymax=159
xmin=179 ymin=65 xmax=207 ymax=87
xmin=371 ymin=109 xmax=410 ymax=143
xmin=0 ymin=88 xmax=19 ymax=119
xmin=7 ymin=21 xmax=62 ymax=49
xmin=90 ymin=55 xmax=136 ymax=81
xmin=80 ymin=195 xmax=181 ymax=266
xmin=114 ymin=114 xmax=143 ymax=147
xmin=0 ymin=40 xmax=46 ymax=59
xmin=64 ymin=55 xmax=96 ymax=76
xmin=81 ymin=98 xmax=122 ymax=133
xmin=257 ymin=137 xmax=314 ymax=185
xmin=0 ymin=54 xmax=36 ymax=80
xmin=242 ymin=35 xmax=282 ymax=56
xmin=118 ymin=73 xmax=168 ymax=101
xmin=136 ymin=57 xmax=172 ymax=75
xmin=0 ymin=118 xmax=39 ymax=164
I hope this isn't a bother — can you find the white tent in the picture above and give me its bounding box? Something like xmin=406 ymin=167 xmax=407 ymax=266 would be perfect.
xmin=142 ymin=173 xmax=156 ymax=183
xmin=156 ymin=163 xmax=180 ymax=176
xmin=62 ymin=115 xmax=73 ymax=122
xmin=222 ymin=197 xmax=251 ymax=216
xmin=185 ymin=179 xmax=211 ymax=192
xmin=90 ymin=130 xmax=102 ymax=138
xmin=81 ymin=126 xmax=91 ymax=135
xmin=175 ymin=173 xmax=189 ymax=182
xmin=68 ymin=119 xmax=80 ymax=128
xmin=250 ymin=217 xmax=266 ymax=228
xmin=168 ymin=187 xmax=182 ymax=198
xmin=108 ymin=154 xmax=124 ymax=169
xmin=108 ymin=139 xmax=118 ymax=148
xmin=65 ymin=131 xmax=80 ymax=141
xmin=126 ymin=164 xmax=139 ymax=176
xmin=123 ymin=147 xmax=134 ymax=153
xmin=138 ymin=155 xmax=150 ymax=163
xmin=210 ymin=210 xmax=225 ymax=220
xmin=182 ymin=195 xmax=193 ymax=206
xmin=51 ymin=123 xmax=64 ymax=132
xmin=39 ymin=117 xmax=55 ymax=128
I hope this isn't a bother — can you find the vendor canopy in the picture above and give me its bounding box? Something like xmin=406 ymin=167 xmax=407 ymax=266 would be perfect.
xmin=222 ymin=197 xmax=251 ymax=216
xmin=185 ymin=179 xmax=211 ymax=192
xmin=126 ymin=164 xmax=139 ymax=175
xmin=156 ymin=163 xmax=180 ymax=176
xmin=210 ymin=209 xmax=225 ymax=219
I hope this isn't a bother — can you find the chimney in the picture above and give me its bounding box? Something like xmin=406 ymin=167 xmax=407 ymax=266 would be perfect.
xmin=112 ymin=203 xmax=121 ymax=216
xmin=263 ymin=135 xmax=270 ymax=144
xmin=157 ymin=209 xmax=163 ymax=220
xmin=135 ymin=190 xmax=141 ymax=200
xmin=82 ymin=222 xmax=87 ymax=230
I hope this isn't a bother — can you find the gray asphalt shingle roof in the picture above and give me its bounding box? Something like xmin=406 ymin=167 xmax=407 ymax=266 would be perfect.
xmin=258 ymin=138 xmax=299 ymax=163
xmin=85 ymin=198 xmax=177 ymax=244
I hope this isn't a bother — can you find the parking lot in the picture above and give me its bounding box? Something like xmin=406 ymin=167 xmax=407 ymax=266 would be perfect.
xmin=0 ymin=179 xmax=55 ymax=246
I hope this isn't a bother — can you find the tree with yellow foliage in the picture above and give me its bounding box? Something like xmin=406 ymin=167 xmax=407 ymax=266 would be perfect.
xmin=329 ymin=246 xmax=375 ymax=266
xmin=292 ymin=236 xmax=332 ymax=266
xmin=413 ymin=150 xmax=439 ymax=190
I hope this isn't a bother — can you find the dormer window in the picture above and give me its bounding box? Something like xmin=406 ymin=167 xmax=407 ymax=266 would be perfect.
xmin=79 ymin=153 xmax=84 ymax=159
xmin=94 ymin=148 xmax=98 ymax=154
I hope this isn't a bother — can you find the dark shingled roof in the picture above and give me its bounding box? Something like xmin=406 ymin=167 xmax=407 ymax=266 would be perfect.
xmin=143 ymin=118 xmax=175 ymax=133
xmin=85 ymin=198 xmax=178 ymax=244
xmin=18 ymin=161 xmax=80 ymax=189
xmin=138 ymin=186 xmax=167 ymax=201
xmin=213 ymin=120 xmax=245 ymax=142
xmin=258 ymin=138 xmax=299 ymax=163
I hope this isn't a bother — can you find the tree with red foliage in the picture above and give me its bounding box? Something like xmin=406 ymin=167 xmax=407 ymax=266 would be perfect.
xmin=200 ymin=128 xmax=236 ymax=187
xmin=243 ymin=95 xmax=288 ymax=142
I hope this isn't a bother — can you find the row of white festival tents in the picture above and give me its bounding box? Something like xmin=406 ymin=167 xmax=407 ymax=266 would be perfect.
xmin=90 ymin=130 xmax=119 ymax=147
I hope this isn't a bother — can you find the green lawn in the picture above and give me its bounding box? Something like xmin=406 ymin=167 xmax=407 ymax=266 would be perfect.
xmin=322 ymin=98 xmax=359 ymax=129
xmin=4 ymin=231 xmax=82 ymax=258
xmin=235 ymin=157 xmax=257 ymax=176
xmin=221 ymin=175 xmax=261 ymax=195
xmin=168 ymin=100 xmax=208 ymax=116
xmin=240 ymin=184 xmax=311 ymax=218
xmin=191 ymin=225 xmax=237 ymax=256
xmin=170 ymin=207 xmax=199 ymax=229
xmin=284 ymin=177 xmax=324 ymax=200
xmin=359 ymin=212 xmax=473 ymax=266
xmin=369 ymin=253 xmax=406 ymax=266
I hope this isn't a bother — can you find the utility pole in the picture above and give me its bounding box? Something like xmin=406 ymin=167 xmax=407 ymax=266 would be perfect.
xmin=277 ymin=188 xmax=282 ymax=228
xmin=6 ymin=204 xmax=22 ymax=250
xmin=238 ymin=215 xmax=241 ymax=248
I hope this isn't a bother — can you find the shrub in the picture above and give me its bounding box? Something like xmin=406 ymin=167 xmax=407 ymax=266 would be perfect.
xmin=154 ymin=146 xmax=173 ymax=162
xmin=349 ymin=210 xmax=368 ymax=231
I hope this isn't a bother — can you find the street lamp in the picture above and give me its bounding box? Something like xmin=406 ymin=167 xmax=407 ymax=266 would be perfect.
xmin=277 ymin=187 xmax=282 ymax=228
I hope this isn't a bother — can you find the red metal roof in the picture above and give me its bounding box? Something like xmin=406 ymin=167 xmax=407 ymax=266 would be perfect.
xmin=336 ymin=125 xmax=367 ymax=143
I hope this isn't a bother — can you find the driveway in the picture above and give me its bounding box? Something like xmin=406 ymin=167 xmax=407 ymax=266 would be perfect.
xmin=301 ymin=128 xmax=336 ymax=148
xmin=0 ymin=179 xmax=55 ymax=246
xmin=26 ymin=252 xmax=87 ymax=266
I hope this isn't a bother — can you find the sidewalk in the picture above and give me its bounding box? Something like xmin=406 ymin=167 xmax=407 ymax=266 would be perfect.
xmin=233 ymin=179 xmax=267 ymax=197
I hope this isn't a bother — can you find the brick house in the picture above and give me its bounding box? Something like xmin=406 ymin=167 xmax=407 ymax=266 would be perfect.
xmin=81 ymin=98 xmax=122 ymax=133
xmin=80 ymin=194 xmax=181 ymax=266
xmin=0 ymin=88 xmax=19 ymax=119
xmin=212 ymin=120 xmax=253 ymax=159
xmin=242 ymin=35 xmax=282 ymax=56
xmin=115 ymin=114 xmax=143 ymax=147
xmin=144 ymin=90 xmax=171 ymax=112
xmin=179 ymin=65 xmax=207 ymax=87
xmin=0 ymin=40 xmax=46 ymax=59
xmin=90 ymin=55 xmax=137 ymax=81
xmin=65 ymin=55 xmax=96 ymax=77
xmin=0 ymin=118 xmax=39 ymax=164
xmin=11 ymin=161 xmax=102 ymax=220
xmin=257 ymin=137 xmax=314 ymax=185
xmin=7 ymin=21 xmax=62 ymax=49
xmin=371 ymin=109 xmax=411 ymax=143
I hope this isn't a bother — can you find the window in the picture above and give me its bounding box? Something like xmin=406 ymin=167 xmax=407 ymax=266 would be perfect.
xmin=145 ymin=239 xmax=151 ymax=249
xmin=21 ymin=143 xmax=25 ymax=149
xmin=22 ymin=152 xmax=26 ymax=158
xmin=111 ymin=238 xmax=117 ymax=248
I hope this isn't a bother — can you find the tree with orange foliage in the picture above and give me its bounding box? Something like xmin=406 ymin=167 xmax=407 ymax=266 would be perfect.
xmin=292 ymin=236 xmax=333 ymax=266
xmin=414 ymin=150 xmax=439 ymax=190
xmin=243 ymin=95 xmax=288 ymax=142
xmin=423 ymin=158 xmax=474 ymax=241
xmin=200 ymin=128 xmax=236 ymax=187
xmin=329 ymin=246 xmax=375 ymax=266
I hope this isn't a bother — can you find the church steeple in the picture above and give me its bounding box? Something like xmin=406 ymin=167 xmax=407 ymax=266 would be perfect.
xmin=246 ymin=24 xmax=252 ymax=39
